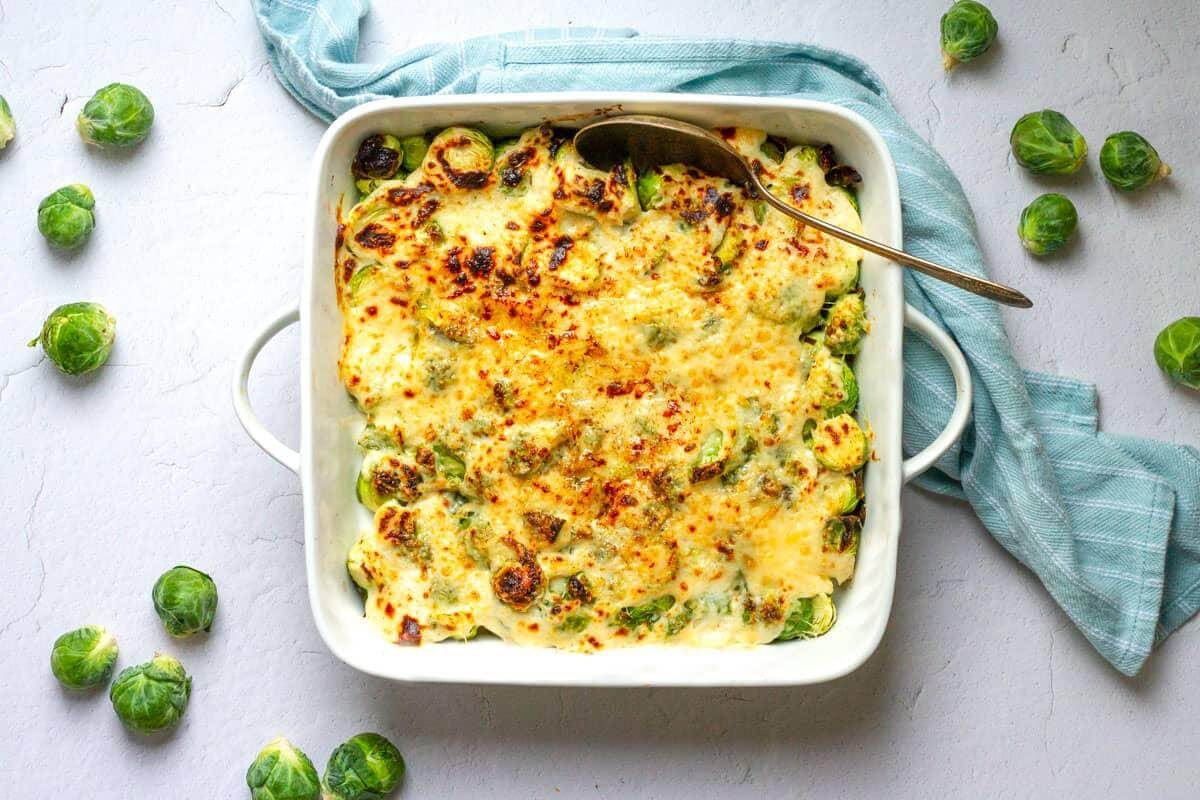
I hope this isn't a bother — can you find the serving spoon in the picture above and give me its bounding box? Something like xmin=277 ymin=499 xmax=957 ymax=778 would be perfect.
xmin=573 ymin=115 xmax=1032 ymax=308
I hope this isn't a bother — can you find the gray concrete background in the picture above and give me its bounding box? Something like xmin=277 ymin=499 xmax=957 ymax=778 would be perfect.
xmin=1 ymin=1 xmax=1198 ymax=796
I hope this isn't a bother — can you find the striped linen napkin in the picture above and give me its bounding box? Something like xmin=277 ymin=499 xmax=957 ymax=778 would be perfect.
xmin=254 ymin=0 xmax=1200 ymax=675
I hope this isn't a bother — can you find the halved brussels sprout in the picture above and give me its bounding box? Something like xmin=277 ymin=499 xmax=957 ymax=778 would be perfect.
xmin=1154 ymin=317 xmax=1200 ymax=390
xmin=636 ymin=169 xmax=663 ymax=210
xmin=940 ymin=0 xmax=998 ymax=70
xmin=352 ymin=134 xmax=404 ymax=180
xmin=0 ymin=95 xmax=14 ymax=149
xmin=812 ymin=413 xmax=868 ymax=472
xmin=828 ymin=474 xmax=861 ymax=514
xmin=50 ymin=625 xmax=118 ymax=689
xmin=77 ymin=83 xmax=154 ymax=148
xmin=822 ymin=360 xmax=859 ymax=417
xmin=824 ymin=293 xmax=866 ymax=355
xmin=422 ymin=127 xmax=494 ymax=191
xmin=615 ymin=595 xmax=676 ymax=630
xmin=752 ymin=280 xmax=824 ymax=328
xmin=30 ymin=301 xmax=115 ymax=375
xmin=1010 ymin=110 xmax=1087 ymax=175
xmin=823 ymin=516 xmax=862 ymax=556
xmin=399 ymin=134 xmax=430 ymax=172
xmin=690 ymin=429 xmax=726 ymax=483
xmin=1018 ymin=193 xmax=1077 ymax=255
xmin=1100 ymin=131 xmax=1171 ymax=191
xmin=109 ymin=653 xmax=191 ymax=733
xmin=247 ymin=737 xmax=321 ymax=800
xmin=152 ymin=565 xmax=218 ymax=638
xmin=775 ymin=593 xmax=836 ymax=640
xmin=37 ymin=184 xmax=96 ymax=249
xmin=712 ymin=224 xmax=745 ymax=272
xmin=322 ymin=732 xmax=406 ymax=800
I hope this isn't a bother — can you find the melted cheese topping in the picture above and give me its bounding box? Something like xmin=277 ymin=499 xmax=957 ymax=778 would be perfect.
xmin=338 ymin=125 xmax=869 ymax=650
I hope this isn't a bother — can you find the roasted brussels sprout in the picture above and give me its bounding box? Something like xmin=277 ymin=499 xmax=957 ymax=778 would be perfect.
xmin=824 ymin=293 xmax=866 ymax=355
xmin=1010 ymin=110 xmax=1087 ymax=175
xmin=812 ymin=413 xmax=868 ymax=472
xmin=50 ymin=625 xmax=118 ymax=690
xmin=152 ymin=565 xmax=218 ymax=637
xmin=322 ymin=732 xmax=406 ymax=800
xmin=76 ymin=83 xmax=154 ymax=148
xmin=247 ymin=737 xmax=321 ymax=800
xmin=1018 ymin=193 xmax=1077 ymax=255
xmin=940 ymin=0 xmax=998 ymax=70
xmin=109 ymin=653 xmax=191 ymax=733
xmin=37 ymin=184 xmax=95 ymax=249
xmin=1100 ymin=131 xmax=1171 ymax=191
xmin=636 ymin=169 xmax=663 ymax=210
xmin=29 ymin=301 xmax=115 ymax=375
xmin=776 ymin=593 xmax=836 ymax=640
xmin=1154 ymin=317 xmax=1200 ymax=390
xmin=422 ymin=127 xmax=494 ymax=190
xmin=0 ymin=95 xmax=14 ymax=149
xmin=352 ymin=134 xmax=404 ymax=180
xmin=399 ymin=134 xmax=429 ymax=172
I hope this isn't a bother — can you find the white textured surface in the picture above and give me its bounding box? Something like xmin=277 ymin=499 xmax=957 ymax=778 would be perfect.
xmin=2 ymin=1 xmax=1198 ymax=797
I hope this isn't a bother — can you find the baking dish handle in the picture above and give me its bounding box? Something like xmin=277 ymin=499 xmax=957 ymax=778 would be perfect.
xmin=901 ymin=304 xmax=973 ymax=483
xmin=232 ymin=305 xmax=301 ymax=475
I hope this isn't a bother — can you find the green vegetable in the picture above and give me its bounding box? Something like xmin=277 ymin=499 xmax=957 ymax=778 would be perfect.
xmin=37 ymin=184 xmax=96 ymax=249
xmin=812 ymin=413 xmax=868 ymax=472
xmin=152 ymin=565 xmax=218 ymax=638
xmin=1153 ymin=317 xmax=1200 ymax=390
xmin=823 ymin=516 xmax=862 ymax=557
xmin=247 ymin=737 xmax=321 ymax=800
xmin=422 ymin=127 xmax=494 ymax=190
xmin=432 ymin=442 xmax=466 ymax=481
xmin=1010 ymin=110 xmax=1087 ymax=175
xmin=29 ymin=302 xmax=115 ymax=375
xmin=776 ymin=594 xmax=837 ymax=641
xmin=1018 ymin=193 xmax=1078 ymax=255
xmin=825 ymin=361 xmax=859 ymax=417
xmin=824 ymin=293 xmax=866 ymax=355
xmin=76 ymin=83 xmax=154 ymax=148
xmin=399 ymin=134 xmax=429 ymax=172
xmin=352 ymin=134 xmax=404 ymax=180
xmin=0 ymin=95 xmax=14 ymax=149
xmin=636 ymin=169 xmax=663 ymax=210
xmin=1099 ymin=131 xmax=1171 ymax=191
xmin=109 ymin=653 xmax=191 ymax=733
xmin=50 ymin=625 xmax=118 ymax=690
xmin=690 ymin=429 xmax=726 ymax=483
xmin=940 ymin=1 xmax=998 ymax=70
xmin=616 ymin=595 xmax=675 ymax=629
xmin=322 ymin=732 xmax=406 ymax=800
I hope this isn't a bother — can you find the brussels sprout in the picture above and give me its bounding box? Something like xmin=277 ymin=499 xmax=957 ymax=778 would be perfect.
xmin=354 ymin=178 xmax=383 ymax=198
xmin=399 ymin=134 xmax=429 ymax=172
xmin=690 ymin=429 xmax=726 ymax=483
xmin=109 ymin=653 xmax=191 ymax=733
xmin=1018 ymin=193 xmax=1078 ymax=255
xmin=322 ymin=732 xmax=406 ymax=800
xmin=825 ymin=361 xmax=859 ymax=417
xmin=29 ymin=301 xmax=115 ymax=375
xmin=247 ymin=737 xmax=321 ymax=800
xmin=812 ymin=413 xmax=868 ymax=472
xmin=636 ymin=169 xmax=663 ymax=210
xmin=776 ymin=593 xmax=836 ymax=641
xmin=152 ymin=565 xmax=218 ymax=637
xmin=1010 ymin=110 xmax=1087 ymax=175
xmin=76 ymin=83 xmax=154 ymax=148
xmin=37 ymin=184 xmax=96 ymax=249
xmin=1100 ymin=131 xmax=1171 ymax=191
xmin=615 ymin=595 xmax=676 ymax=629
xmin=0 ymin=95 xmax=14 ymax=149
xmin=823 ymin=515 xmax=862 ymax=556
xmin=940 ymin=0 xmax=998 ymax=70
xmin=824 ymin=293 xmax=866 ymax=355
xmin=752 ymin=280 xmax=824 ymax=328
xmin=50 ymin=625 xmax=118 ymax=690
xmin=1154 ymin=317 xmax=1200 ymax=390
xmin=422 ymin=127 xmax=494 ymax=190
xmin=352 ymin=134 xmax=404 ymax=180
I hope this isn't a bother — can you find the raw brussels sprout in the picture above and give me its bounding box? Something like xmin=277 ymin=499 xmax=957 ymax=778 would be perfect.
xmin=247 ymin=737 xmax=321 ymax=800
xmin=50 ymin=625 xmax=118 ymax=690
xmin=824 ymin=293 xmax=866 ymax=355
xmin=29 ymin=301 xmax=116 ymax=375
xmin=812 ymin=413 xmax=868 ymax=472
xmin=152 ymin=565 xmax=218 ymax=637
xmin=1154 ymin=317 xmax=1200 ymax=390
xmin=399 ymin=134 xmax=429 ymax=172
xmin=1100 ymin=131 xmax=1171 ymax=191
xmin=76 ymin=83 xmax=154 ymax=148
xmin=0 ymin=95 xmax=14 ymax=149
xmin=422 ymin=127 xmax=494 ymax=190
xmin=322 ymin=732 xmax=406 ymax=800
xmin=352 ymin=134 xmax=404 ymax=180
xmin=1010 ymin=110 xmax=1087 ymax=175
xmin=776 ymin=593 xmax=836 ymax=640
xmin=37 ymin=184 xmax=95 ymax=249
xmin=940 ymin=0 xmax=998 ymax=70
xmin=1018 ymin=193 xmax=1077 ymax=255
xmin=109 ymin=653 xmax=191 ymax=733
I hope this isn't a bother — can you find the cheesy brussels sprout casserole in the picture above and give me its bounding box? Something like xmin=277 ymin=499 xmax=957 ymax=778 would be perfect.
xmin=336 ymin=124 xmax=870 ymax=650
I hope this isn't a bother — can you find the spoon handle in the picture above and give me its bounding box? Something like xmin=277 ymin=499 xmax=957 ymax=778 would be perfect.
xmin=754 ymin=179 xmax=1033 ymax=308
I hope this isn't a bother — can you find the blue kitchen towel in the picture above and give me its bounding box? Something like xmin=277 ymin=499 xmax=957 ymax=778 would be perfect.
xmin=255 ymin=0 xmax=1200 ymax=675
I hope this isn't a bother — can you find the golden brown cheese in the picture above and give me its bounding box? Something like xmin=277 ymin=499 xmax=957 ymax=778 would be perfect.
xmin=339 ymin=125 xmax=870 ymax=650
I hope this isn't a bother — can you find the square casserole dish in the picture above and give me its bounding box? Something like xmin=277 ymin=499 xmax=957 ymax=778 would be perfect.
xmin=233 ymin=92 xmax=971 ymax=687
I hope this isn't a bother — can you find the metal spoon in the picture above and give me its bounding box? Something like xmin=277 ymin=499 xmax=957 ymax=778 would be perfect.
xmin=573 ymin=114 xmax=1032 ymax=308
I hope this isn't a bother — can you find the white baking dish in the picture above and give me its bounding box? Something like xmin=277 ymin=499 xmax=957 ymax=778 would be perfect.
xmin=233 ymin=93 xmax=971 ymax=687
